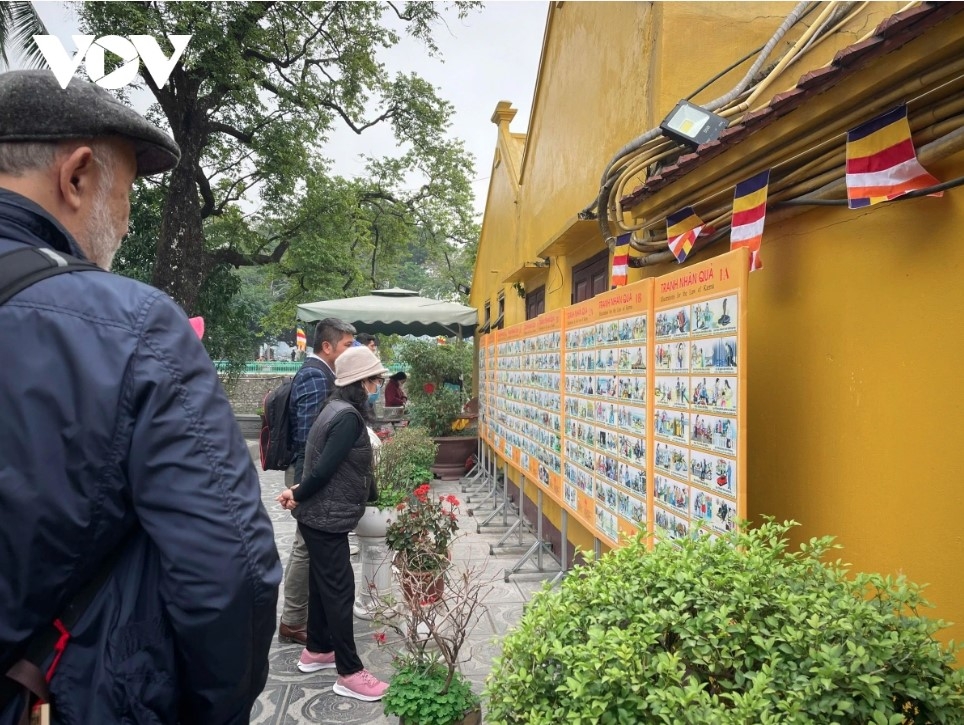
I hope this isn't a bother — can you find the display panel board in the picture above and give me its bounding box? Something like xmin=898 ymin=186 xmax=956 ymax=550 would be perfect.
xmin=651 ymin=250 xmax=748 ymax=543
xmin=562 ymin=280 xmax=651 ymax=543
xmin=479 ymin=331 xmax=496 ymax=444
xmin=478 ymin=247 xmax=748 ymax=547
xmin=488 ymin=310 xmax=564 ymax=499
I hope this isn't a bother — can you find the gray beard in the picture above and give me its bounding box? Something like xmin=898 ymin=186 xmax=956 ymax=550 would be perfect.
xmin=81 ymin=188 xmax=124 ymax=270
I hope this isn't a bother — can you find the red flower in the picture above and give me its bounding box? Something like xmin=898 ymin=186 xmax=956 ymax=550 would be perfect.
xmin=396 ymin=502 xmax=407 ymax=511
xmin=385 ymin=482 xmax=460 ymax=574
xmin=373 ymin=632 xmax=386 ymax=645
xmin=423 ymin=382 xmax=435 ymax=394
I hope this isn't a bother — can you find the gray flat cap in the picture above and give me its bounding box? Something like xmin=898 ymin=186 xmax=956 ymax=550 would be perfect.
xmin=0 ymin=70 xmax=180 ymax=176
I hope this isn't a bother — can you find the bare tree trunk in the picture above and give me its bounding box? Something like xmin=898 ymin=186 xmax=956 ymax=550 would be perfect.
xmin=151 ymin=95 xmax=208 ymax=313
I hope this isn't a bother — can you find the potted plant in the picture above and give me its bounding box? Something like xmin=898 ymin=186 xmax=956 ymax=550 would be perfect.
xmin=371 ymin=539 xmax=492 ymax=724
xmin=385 ymin=483 xmax=460 ymax=606
xmin=397 ymin=339 xmax=477 ymax=480
xmin=383 ymin=657 xmax=481 ymax=725
xmin=354 ymin=426 xmax=438 ymax=619
xmin=484 ymin=520 xmax=964 ymax=723
xmin=373 ymin=427 xmax=438 ymax=507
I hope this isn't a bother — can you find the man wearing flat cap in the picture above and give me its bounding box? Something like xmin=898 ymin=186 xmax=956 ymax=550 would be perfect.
xmin=0 ymin=71 xmax=281 ymax=724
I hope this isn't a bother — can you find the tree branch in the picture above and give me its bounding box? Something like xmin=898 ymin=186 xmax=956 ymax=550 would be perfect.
xmin=212 ymin=171 xmax=263 ymax=216
xmin=208 ymin=239 xmax=290 ymax=267
xmin=321 ymin=98 xmax=398 ymax=135
xmin=196 ymin=166 xmax=216 ymax=219
xmin=208 ymin=121 xmax=254 ymax=144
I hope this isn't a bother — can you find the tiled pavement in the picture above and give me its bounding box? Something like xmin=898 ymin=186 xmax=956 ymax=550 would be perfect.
xmin=253 ymin=455 xmax=558 ymax=724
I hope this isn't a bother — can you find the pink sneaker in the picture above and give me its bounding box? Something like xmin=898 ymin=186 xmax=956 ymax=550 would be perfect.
xmin=332 ymin=669 xmax=389 ymax=701
xmin=296 ymin=648 xmax=336 ymax=673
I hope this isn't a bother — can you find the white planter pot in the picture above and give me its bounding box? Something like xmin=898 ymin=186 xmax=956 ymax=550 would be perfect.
xmin=354 ymin=505 xmax=398 ymax=538
xmin=353 ymin=506 xmax=399 ymax=619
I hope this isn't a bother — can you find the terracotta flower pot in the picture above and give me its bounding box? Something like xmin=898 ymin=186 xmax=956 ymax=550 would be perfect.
xmin=399 ymin=567 xmax=445 ymax=607
xmin=430 ymin=435 xmax=477 ymax=480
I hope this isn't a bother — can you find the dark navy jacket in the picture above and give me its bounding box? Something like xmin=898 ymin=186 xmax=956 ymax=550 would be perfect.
xmin=0 ymin=189 xmax=281 ymax=723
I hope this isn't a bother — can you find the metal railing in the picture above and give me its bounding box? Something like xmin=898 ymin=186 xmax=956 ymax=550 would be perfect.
xmin=214 ymin=360 xmax=408 ymax=376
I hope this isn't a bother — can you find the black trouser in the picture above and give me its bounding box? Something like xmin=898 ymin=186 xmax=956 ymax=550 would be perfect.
xmin=298 ymin=523 xmax=363 ymax=676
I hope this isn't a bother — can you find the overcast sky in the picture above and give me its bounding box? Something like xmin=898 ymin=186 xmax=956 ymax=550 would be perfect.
xmin=26 ymin=1 xmax=549 ymax=215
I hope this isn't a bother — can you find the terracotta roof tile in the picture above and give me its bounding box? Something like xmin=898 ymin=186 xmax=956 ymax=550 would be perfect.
xmin=832 ymin=36 xmax=884 ymax=68
xmin=716 ymin=124 xmax=747 ymax=142
xmin=876 ymin=2 xmax=937 ymax=38
xmin=769 ymin=87 xmax=804 ymax=111
xmin=796 ymin=64 xmax=837 ymax=90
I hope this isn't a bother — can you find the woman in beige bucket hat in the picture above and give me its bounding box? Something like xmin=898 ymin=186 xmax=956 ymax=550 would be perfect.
xmin=276 ymin=346 xmax=391 ymax=701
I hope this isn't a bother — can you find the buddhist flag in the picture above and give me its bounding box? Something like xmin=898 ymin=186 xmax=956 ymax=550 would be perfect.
xmin=846 ymin=105 xmax=941 ymax=209
xmin=729 ymin=169 xmax=770 ymax=272
xmin=611 ymin=233 xmax=630 ymax=288
xmin=666 ymin=207 xmax=706 ymax=264
xmin=296 ymin=327 xmax=307 ymax=352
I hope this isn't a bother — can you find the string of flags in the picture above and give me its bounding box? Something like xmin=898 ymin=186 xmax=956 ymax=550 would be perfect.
xmin=609 ymin=103 xmax=943 ymax=284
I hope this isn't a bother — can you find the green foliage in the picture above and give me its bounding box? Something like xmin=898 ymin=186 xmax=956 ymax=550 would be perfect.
xmin=373 ymin=426 xmax=437 ymax=509
xmin=383 ymin=659 xmax=480 ymax=725
xmin=405 ymin=387 xmax=466 ymax=439
xmin=80 ymin=2 xmax=482 ymax=323
xmin=385 ymin=484 xmax=460 ymax=573
xmin=113 ymin=180 xmax=163 ymax=284
xmin=398 ymin=340 xmax=474 ymax=437
xmin=0 ymin=2 xmax=47 ymax=68
xmin=484 ymin=520 xmax=964 ymax=725
xmin=196 ymin=265 xmax=259 ymax=366
xmin=114 ymin=183 xmax=264 ymax=369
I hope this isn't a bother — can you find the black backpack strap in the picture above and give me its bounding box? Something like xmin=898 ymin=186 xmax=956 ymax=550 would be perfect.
xmin=0 ymin=533 xmax=133 ymax=714
xmin=0 ymin=246 xmax=107 ymax=717
xmin=0 ymin=247 xmax=103 ymax=305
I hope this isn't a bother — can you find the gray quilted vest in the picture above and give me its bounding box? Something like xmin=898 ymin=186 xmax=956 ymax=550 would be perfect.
xmin=293 ymin=400 xmax=373 ymax=532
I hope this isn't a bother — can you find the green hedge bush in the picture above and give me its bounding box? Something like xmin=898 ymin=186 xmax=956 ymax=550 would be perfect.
xmin=485 ymin=520 xmax=964 ymax=724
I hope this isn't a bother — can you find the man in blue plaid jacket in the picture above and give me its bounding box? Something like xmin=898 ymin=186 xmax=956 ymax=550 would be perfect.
xmin=278 ymin=318 xmax=355 ymax=644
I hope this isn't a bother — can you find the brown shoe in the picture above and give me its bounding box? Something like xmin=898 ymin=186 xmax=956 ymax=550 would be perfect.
xmin=278 ymin=622 xmax=307 ymax=645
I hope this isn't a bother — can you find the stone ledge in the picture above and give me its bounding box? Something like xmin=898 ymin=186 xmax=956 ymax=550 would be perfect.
xmin=236 ymin=413 xmax=261 ymax=440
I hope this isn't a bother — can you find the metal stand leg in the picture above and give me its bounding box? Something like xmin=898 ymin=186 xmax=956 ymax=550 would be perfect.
xmin=465 ymin=445 xmax=495 ymax=502
xmin=489 ymin=473 xmax=528 ymax=553
xmin=502 ymin=488 xmax=562 ymax=582
xmin=460 ymin=437 xmax=486 ymax=489
xmin=476 ymin=465 xmax=518 ymax=531
xmin=549 ymin=510 xmax=569 ymax=586
xmin=464 ymin=443 xmax=492 ymax=496
xmin=467 ymin=455 xmax=501 ymax=513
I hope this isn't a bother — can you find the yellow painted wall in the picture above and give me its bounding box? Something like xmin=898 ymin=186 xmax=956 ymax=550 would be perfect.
xmin=518 ymin=1 xmax=658 ymax=250
xmin=474 ymin=1 xmax=963 ymax=644
xmin=636 ymin=152 xmax=964 ymax=647
xmin=747 ymin=158 xmax=964 ymax=646
xmin=471 ymin=127 xmax=519 ymax=322
xmin=619 ymin=8 xmax=964 ymax=644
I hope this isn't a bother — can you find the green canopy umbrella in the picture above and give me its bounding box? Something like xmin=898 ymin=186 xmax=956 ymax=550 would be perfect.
xmin=296 ymin=288 xmax=478 ymax=338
